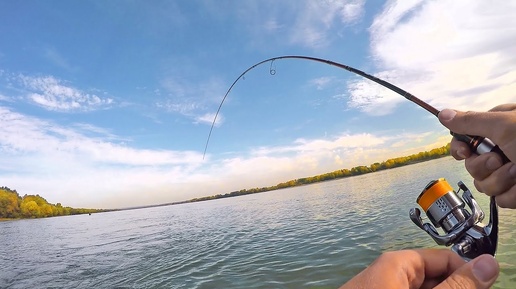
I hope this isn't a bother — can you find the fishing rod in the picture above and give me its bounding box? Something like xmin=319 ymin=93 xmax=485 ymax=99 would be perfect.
xmin=203 ymin=55 xmax=439 ymax=158
xmin=205 ymin=55 xmax=506 ymax=260
xmin=204 ymin=55 xmax=505 ymax=162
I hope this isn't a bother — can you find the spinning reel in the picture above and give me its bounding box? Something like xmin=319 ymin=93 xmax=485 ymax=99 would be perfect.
xmin=409 ymin=178 xmax=498 ymax=261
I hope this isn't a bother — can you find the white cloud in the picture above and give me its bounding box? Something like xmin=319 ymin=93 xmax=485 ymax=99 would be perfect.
xmin=158 ymin=75 xmax=227 ymax=125
xmin=195 ymin=112 xmax=224 ymax=127
xmin=251 ymin=133 xmax=387 ymax=156
xmin=339 ymin=0 xmax=366 ymax=22
xmin=310 ymin=76 xmax=334 ymax=90
xmin=18 ymin=75 xmax=113 ymax=112
xmin=204 ymin=129 xmax=448 ymax=195
xmin=348 ymin=0 xmax=516 ymax=113
xmin=0 ymin=107 xmax=202 ymax=166
xmin=346 ymin=79 xmax=398 ymax=116
xmin=369 ymin=0 xmax=425 ymax=43
xmin=288 ymin=0 xmax=366 ymax=48
xmin=263 ymin=19 xmax=283 ymax=32
xmin=0 ymin=93 xmax=11 ymax=102
xmin=0 ymin=106 xmax=208 ymax=207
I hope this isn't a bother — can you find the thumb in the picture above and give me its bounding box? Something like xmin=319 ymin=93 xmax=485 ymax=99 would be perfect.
xmin=438 ymin=109 xmax=497 ymax=140
xmin=435 ymin=254 xmax=499 ymax=289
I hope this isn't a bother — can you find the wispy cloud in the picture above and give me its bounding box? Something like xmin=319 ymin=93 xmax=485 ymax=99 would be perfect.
xmin=310 ymin=76 xmax=334 ymax=90
xmin=338 ymin=0 xmax=365 ymax=22
xmin=210 ymin=0 xmax=366 ymax=49
xmin=263 ymin=19 xmax=283 ymax=32
xmin=0 ymin=106 xmax=202 ymax=166
xmin=43 ymin=47 xmax=77 ymax=72
xmin=158 ymin=74 xmax=227 ymax=125
xmin=0 ymin=93 xmax=11 ymax=102
xmin=288 ymin=0 xmax=366 ymax=48
xmin=346 ymin=69 xmax=429 ymax=115
xmin=195 ymin=112 xmax=223 ymax=127
xmin=17 ymin=74 xmax=114 ymax=112
xmin=251 ymin=133 xmax=387 ymax=156
xmin=348 ymin=0 xmax=516 ymax=113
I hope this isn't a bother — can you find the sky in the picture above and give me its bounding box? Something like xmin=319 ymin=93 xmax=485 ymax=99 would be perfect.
xmin=1 ymin=0 xmax=515 ymax=209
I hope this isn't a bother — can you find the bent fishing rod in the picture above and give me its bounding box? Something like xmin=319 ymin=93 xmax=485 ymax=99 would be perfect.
xmin=205 ymin=55 xmax=509 ymax=260
xmin=204 ymin=55 xmax=507 ymax=162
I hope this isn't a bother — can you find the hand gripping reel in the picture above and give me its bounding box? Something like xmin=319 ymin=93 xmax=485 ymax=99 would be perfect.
xmin=409 ymin=178 xmax=498 ymax=261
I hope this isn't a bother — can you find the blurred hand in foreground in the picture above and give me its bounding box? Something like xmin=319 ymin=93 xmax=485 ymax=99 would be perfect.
xmin=339 ymin=249 xmax=499 ymax=289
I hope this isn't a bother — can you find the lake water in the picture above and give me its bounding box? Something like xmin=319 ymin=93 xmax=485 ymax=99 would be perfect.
xmin=2 ymin=157 xmax=516 ymax=288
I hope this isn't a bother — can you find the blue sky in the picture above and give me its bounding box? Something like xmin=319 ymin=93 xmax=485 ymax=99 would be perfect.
xmin=1 ymin=0 xmax=515 ymax=209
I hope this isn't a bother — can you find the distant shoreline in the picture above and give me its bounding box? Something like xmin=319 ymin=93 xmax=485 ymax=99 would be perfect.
xmin=0 ymin=144 xmax=451 ymax=220
xmin=115 ymin=144 xmax=451 ymax=211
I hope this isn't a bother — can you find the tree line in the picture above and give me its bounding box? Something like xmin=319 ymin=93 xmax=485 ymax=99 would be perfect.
xmin=0 ymin=187 xmax=107 ymax=219
xmin=0 ymin=144 xmax=451 ymax=218
xmin=188 ymin=144 xmax=451 ymax=203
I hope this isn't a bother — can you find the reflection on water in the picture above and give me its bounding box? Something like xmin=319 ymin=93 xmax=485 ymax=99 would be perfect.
xmin=1 ymin=157 xmax=515 ymax=288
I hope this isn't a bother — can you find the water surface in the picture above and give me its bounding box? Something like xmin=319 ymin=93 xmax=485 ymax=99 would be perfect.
xmin=2 ymin=157 xmax=515 ymax=288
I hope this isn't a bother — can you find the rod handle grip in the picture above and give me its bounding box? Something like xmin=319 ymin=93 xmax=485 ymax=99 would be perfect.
xmin=451 ymin=132 xmax=511 ymax=164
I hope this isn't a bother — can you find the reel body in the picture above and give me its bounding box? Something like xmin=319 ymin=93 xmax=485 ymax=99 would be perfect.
xmin=409 ymin=178 xmax=498 ymax=261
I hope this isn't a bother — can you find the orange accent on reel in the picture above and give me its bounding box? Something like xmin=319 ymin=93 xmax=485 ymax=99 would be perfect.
xmin=417 ymin=178 xmax=453 ymax=211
